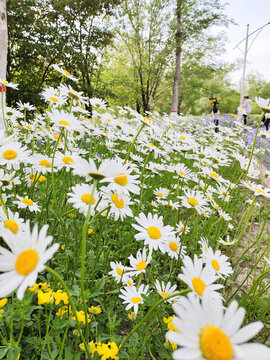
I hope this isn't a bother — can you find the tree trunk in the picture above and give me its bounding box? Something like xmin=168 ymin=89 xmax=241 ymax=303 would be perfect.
xmin=0 ymin=0 xmax=8 ymax=130
xmin=171 ymin=0 xmax=182 ymax=113
xmin=0 ymin=0 xmax=7 ymax=81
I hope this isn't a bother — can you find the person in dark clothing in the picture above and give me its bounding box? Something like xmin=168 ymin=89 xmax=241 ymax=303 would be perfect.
xmin=262 ymin=113 xmax=270 ymax=131
xmin=208 ymin=96 xmax=220 ymax=133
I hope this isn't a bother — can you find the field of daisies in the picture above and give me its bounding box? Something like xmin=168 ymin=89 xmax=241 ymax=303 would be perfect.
xmin=0 ymin=68 xmax=270 ymax=360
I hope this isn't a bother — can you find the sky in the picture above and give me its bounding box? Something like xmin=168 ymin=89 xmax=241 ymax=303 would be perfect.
xmin=220 ymin=0 xmax=270 ymax=87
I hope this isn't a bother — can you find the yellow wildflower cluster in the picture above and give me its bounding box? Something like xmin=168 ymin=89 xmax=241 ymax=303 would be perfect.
xmin=29 ymin=282 xmax=69 ymax=306
xmin=0 ymin=298 xmax=8 ymax=318
xmin=88 ymin=305 xmax=102 ymax=314
xmin=80 ymin=341 xmax=119 ymax=359
xmin=163 ymin=315 xmax=178 ymax=350
xmin=72 ymin=310 xmax=91 ymax=324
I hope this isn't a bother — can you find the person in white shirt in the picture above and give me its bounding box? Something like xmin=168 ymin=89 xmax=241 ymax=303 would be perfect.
xmin=242 ymin=94 xmax=252 ymax=125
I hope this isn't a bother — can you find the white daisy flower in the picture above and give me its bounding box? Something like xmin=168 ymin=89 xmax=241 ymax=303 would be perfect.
xmin=52 ymin=64 xmax=78 ymax=81
xmin=40 ymin=87 xmax=66 ymax=106
xmin=199 ymin=237 xmax=210 ymax=258
xmin=202 ymin=247 xmax=233 ymax=279
xmin=54 ymin=151 xmax=79 ymax=171
xmin=0 ymin=221 xmax=59 ymax=299
xmin=0 ymin=79 xmax=18 ymax=89
xmin=71 ymin=157 xmax=121 ymax=181
xmin=0 ymin=208 xmax=25 ymax=235
xmin=48 ymin=109 xmax=83 ymax=132
xmin=14 ymin=196 xmax=40 ymax=213
xmin=173 ymin=163 xmax=193 ymax=181
xmin=105 ymin=166 xmax=140 ymax=195
xmin=218 ymin=235 xmax=237 ymax=246
xmin=101 ymin=188 xmax=133 ymax=221
xmin=0 ymin=142 xmax=30 ymax=170
xmin=0 ymin=169 xmax=21 ymax=190
xmin=165 ymin=237 xmax=186 ymax=260
xmin=132 ymin=212 xmax=175 ymax=253
xmin=119 ymin=284 xmax=149 ymax=314
xmin=108 ymin=261 xmax=128 ymax=284
xmin=178 ymin=255 xmax=223 ymax=298
xmin=155 ymin=280 xmax=178 ymax=303
xmin=166 ymin=292 xmax=270 ymax=360
xmin=67 ymin=184 xmax=102 ymax=217
xmin=175 ymin=221 xmax=190 ymax=235
xmin=89 ymin=97 xmax=107 ymax=109
xmin=126 ymin=247 xmax=152 ymax=277
xmin=179 ymin=189 xmax=209 ymax=215
xmin=31 ymin=154 xmax=54 ymax=174
xmin=153 ymin=187 xmax=169 ymax=200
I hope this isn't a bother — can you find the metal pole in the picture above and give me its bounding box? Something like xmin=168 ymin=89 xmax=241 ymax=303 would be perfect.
xmin=240 ymin=24 xmax=249 ymax=106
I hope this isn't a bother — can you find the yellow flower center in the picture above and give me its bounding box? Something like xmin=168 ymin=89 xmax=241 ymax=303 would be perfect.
xmin=127 ymin=279 xmax=132 ymax=286
xmin=49 ymin=96 xmax=58 ymax=102
xmin=116 ymin=267 xmax=123 ymax=276
xmin=209 ymin=172 xmax=219 ymax=179
xmin=111 ymin=194 xmax=124 ymax=208
xmin=222 ymin=192 xmax=227 ymax=197
xmin=180 ymin=135 xmax=186 ymax=140
xmin=59 ymin=120 xmax=70 ymax=126
xmin=157 ymin=192 xmax=163 ymax=197
xmin=147 ymin=226 xmax=161 ymax=239
xmin=15 ymin=249 xmax=39 ymax=275
xmin=3 ymin=150 xmax=17 ymax=160
xmin=4 ymin=220 xmax=19 ymax=234
xmin=131 ymin=297 xmax=142 ymax=304
xmin=39 ymin=160 xmax=51 ymax=167
xmin=192 ymin=277 xmax=206 ymax=296
xmin=81 ymin=194 xmax=96 ymax=205
xmin=22 ymin=198 xmax=33 ymax=206
xmin=136 ymin=260 xmax=146 ymax=271
xmin=179 ymin=171 xmax=186 ymax=176
xmin=254 ymin=188 xmax=265 ymax=194
xmin=169 ymin=241 xmax=178 ymax=251
xmin=200 ymin=326 xmax=233 ymax=360
xmin=161 ymin=291 xmax=169 ymax=298
xmin=26 ymin=125 xmax=32 ymax=130
xmin=62 ymin=156 xmax=74 ymax=164
xmin=180 ymin=226 xmax=185 ymax=233
xmin=2 ymin=80 xmax=8 ymax=85
xmin=114 ymin=173 xmax=128 ymax=186
xmin=62 ymin=69 xmax=70 ymax=77
xmin=198 ymin=153 xmax=206 ymax=158
xmin=214 ymin=205 xmax=219 ymax=210
xmin=211 ymin=260 xmax=220 ymax=271
xmin=188 ymin=197 xmax=199 ymax=206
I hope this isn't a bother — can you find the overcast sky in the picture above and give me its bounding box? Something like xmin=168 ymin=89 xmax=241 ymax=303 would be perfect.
xmin=220 ymin=0 xmax=270 ymax=86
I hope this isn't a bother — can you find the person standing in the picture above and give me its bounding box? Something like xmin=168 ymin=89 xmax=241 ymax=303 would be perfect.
xmin=242 ymin=94 xmax=252 ymax=125
xmin=208 ymin=96 xmax=220 ymax=133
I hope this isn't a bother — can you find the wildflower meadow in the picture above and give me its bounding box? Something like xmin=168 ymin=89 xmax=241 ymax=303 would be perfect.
xmin=0 ymin=69 xmax=270 ymax=360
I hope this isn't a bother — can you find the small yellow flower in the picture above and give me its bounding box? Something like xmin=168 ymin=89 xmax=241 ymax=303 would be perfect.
xmin=37 ymin=290 xmax=54 ymax=305
xmin=88 ymin=228 xmax=94 ymax=235
xmin=0 ymin=298 xmax=8 ymax=308
xmin=128 ymin=312 xmax=137 ymax=320
xmin=88 ymin=306 xmax=102 ymax=314
xmin=53 ymin=290 xmax=69 ymax=305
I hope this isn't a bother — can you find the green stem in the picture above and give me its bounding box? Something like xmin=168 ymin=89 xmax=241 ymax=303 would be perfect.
xmin=229 ymin=197 xmax=256 ymax=262
xmin=124 ymin=122 xmax=145 ymax=164
xmin=81 ymin=180 xmax=98 ymax=340
xmin=1 ymin=85 xmax=9 ymax=135
xmin=45 ymin=266 xmax=91 ymax=360
xmin=119 ymin=289 xmax=189 ymax=351
xmin=0 ymin=189 xmax=9 ymax=218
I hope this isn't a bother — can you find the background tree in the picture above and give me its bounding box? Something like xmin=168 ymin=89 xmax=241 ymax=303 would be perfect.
xmin=171 ymin=0 xmax=232 ymax=113
xmin=7 ymin=0 xmax=120 ymax=107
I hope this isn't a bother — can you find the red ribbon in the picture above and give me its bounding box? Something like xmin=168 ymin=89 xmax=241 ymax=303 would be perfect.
xmin=0 ymin=86 xmax=7 ymax=92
